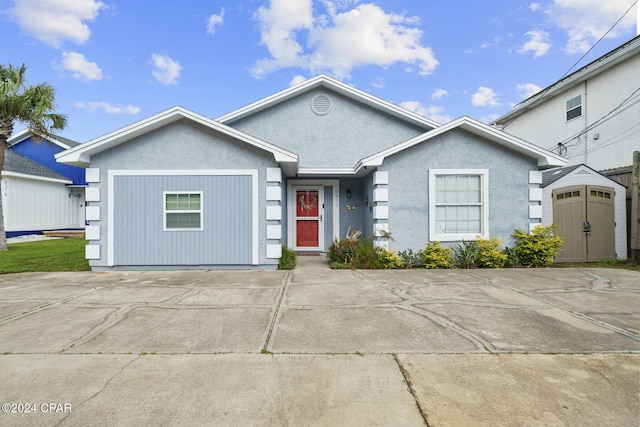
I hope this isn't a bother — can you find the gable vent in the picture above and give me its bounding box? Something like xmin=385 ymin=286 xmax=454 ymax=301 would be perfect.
xmin=311 ymin=94 xmax=332 ymax=115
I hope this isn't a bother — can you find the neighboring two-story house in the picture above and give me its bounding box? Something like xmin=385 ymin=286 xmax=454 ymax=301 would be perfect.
xmin=494 ymin=35 xmax=640 ymax=261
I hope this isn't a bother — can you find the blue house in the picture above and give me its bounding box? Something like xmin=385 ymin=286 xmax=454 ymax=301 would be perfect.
xmin=3 ymin=130 xmax=86 ymax=237
xmin=56 ymin=75 xmax=566 ymax=270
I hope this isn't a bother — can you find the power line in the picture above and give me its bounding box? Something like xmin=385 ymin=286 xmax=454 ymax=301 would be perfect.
xmin=499 ymin=0 xmax=639 ymax=129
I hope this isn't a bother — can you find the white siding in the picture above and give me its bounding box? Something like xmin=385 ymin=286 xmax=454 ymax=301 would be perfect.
xmin=1 ymin=176 xmax=84 ymax=232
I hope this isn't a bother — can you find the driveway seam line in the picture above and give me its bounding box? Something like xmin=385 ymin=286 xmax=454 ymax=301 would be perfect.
xmin=392 ymin=353 xmax=431 ymax=427
xmin=262 ymin=271 xmax=291 ymax=353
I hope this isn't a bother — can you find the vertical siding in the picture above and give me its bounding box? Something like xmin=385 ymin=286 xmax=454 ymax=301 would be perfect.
xmin=114 ymin=175 xmax=252 ymax=265
xmin=2 ymin=177 xmax=84 ymax=232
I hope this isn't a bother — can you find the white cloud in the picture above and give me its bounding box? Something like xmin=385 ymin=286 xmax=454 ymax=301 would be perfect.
xmin=545 ymin=0 xmax=637 ymax=54
xmin=207 ymin=9 xmax=225 ymax=35
xmin=59 ymin=51 xmax=103 ymax=81
xmin=518 ymin=30 xmax=551 ymax=58
xmin=8 ymin=0 xmax=105 ymax=48
xmin=289 ymin=75 xmax=307 ymax=86
xmin=400 ymin=101 xmax=451 ymax=124
xmin=472 ymin=87 xmax=500 ymax=107
xmin=529 ymin=3 xmax=541 ymax=12
xmin=76 ymin=101 xmax=140 ymax=115
xmin=516 ymin=82 xmax=542 ymax=99
xmin=252 ymin=0 xmax=438 ymax=79
xmin=151 ymin=54 xmax=183 ymax=85
xmin=431 ymin=88 xmax=448 ymax=100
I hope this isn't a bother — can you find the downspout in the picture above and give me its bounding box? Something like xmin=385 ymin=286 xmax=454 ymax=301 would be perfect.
xmin=583 ymin=80 xmax=588 ymax=165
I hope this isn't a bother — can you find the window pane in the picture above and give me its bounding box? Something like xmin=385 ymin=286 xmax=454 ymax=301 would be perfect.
xmin=166 ymin=213 xmax=201 ymax=229
xmin=166 ymin=194 xmax=178 ymax=210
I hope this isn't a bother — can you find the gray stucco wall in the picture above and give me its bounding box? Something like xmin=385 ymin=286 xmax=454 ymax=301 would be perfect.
xmin=87 ymin=119 xmax=280 ymax=268
xmin=230 ymin=88 xmax=428 ymax=169
xmin=380 ymin=129 xmax=538 ymax=251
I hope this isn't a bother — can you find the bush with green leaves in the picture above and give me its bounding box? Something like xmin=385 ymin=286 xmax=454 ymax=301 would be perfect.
xmin=278 ymin=246 xmax=297 ymax=270
xmin=351 ymin=237 xmax=382 ymax=269
xmin=512 ymin=224 xmax=563 ymax=267
xmin=397 ymin=249 xmax=425 ymax=268
xmin=327 ymin=238 xmax=357 ymax=264
xmin=421 ymin=241 xmax=454 ymax=269
xmin=475 ymin=236 xmax=507 ymax=268
xmin=377 ymin=248 xmax=405 ymax=269
xmin=453 ymin=240 xmax=479 ymax=268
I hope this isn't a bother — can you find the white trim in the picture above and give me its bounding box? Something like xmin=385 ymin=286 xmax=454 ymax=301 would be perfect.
xmin=85 ymin=187 xmax=100 ymax=202
xmin=8 ymin=128 xmax=75 ymax=150
xmin=287 ymin=179 xmax=340 ymax=251
xmin=529 ymin=205 xmax=543 ymax=219
xmin=85 ymin=245 xmax=100 ymax=260
xmin=529 ymin=171 xmax=543 ymax=184
xmin=0 ymin=171 xmax=72 ymax=185
xmin=267 ymin=225 xmax=282 ymax=239
xmin=373 ymin=188 xmax=388 ymax=202
xmin=85 ymin=225 xmax=100 ymax=240
xmin=266 ymin=206 xmax=282 ymax=220
xmin=56 ymin=107 xmax=298 ymax=167
xmin=373 ymin=171 xmax=389 ymax=185
xmin=373 ymin=206 xmax=389 ymax=220
xmin=266 ymin=167 xmax=282 ymax=182
xmin=266 ymin=186 xmax=282 ymax=201
xmin=428 ymin=169 xmax=490 ymax=241
xmin=86 ymin=168 xmax=100 ymax=183
xmin=85 ymin=206 xmax=100 ymax=221
xmin=217 ymin=74 xmax=440 ymax=129
xmin=107 ymin=169 xmax=259 ymax=266
xmin=266 ymin=244 xmax=282 ymax=259
xmin=529 ymin=188 xmax=543 ymax=202
xmin=361 ymin=117 xmax=567 ymax=170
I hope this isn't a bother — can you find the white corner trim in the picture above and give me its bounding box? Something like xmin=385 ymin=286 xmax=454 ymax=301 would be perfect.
xmin=266 ymin=186 xmax=282 ymax=201
xmin=85 ymin=187 xmax=100 ymax=202
xmin=266 ymin=205 xmax=282 ymax=220
xmin=529 ymin=188 xmax=543 ymax=202
xmin=267 ymin=225 xmax=282 ymax=240
xmin=85 ymin=225 xmax=100 ymax=240
xmin=266 ymin=244 xmax=282 ymax=259
xmin=373 ymin=206 xmax=389 ymax=220
xmin=266 ymin=167 xmax=282 ymax=183
xmin=373 ymin=171 xmax=389 ymax=185
xmin=85 ymin=206 xmax=101 ymax=221
xmin=85 ymin=244 xmax=100 ymax=260
xmin=529 ymin=205 xmax=543 ymax=219
xmin=529 ymin=170 xmax=543 ymax=184
xmin=373 ymin=188 xmax=388 ymax=202
xmin=86 ymin=168 xmax=100 ymax=183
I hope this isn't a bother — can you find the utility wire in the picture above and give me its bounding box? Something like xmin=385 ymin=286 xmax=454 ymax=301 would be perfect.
xmin=499 ymin=0 xmax=639 ymax=129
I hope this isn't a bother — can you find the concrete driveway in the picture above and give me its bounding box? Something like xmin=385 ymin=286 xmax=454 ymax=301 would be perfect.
xmin=0 ymin=257 xmax=638 ymax=426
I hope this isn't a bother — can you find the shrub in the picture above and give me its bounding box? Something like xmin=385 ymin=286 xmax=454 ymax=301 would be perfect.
xmin=278 ymin=246 xmax=297 ymax=270
xmin=327 ymin=238 xmax=357 ymax=264
xmin=397 ymin=249 xmax=425 ymax=269
xmin=377 ymin=248 xmax=405 ymax=269
xmin=475 ymin=236 xmax=507 ymax=268
xmin=453 ymin=240 xmax=479 ymax=268
xmin=421 ymin=241 xmax=454 ymax=269
xmin=503 ymin=246 xmax=521 ymax=267
xmin=352 ymin=238 xmax=382 ymax=269
xmin=512 ymin=225 xmax=563 ymax=267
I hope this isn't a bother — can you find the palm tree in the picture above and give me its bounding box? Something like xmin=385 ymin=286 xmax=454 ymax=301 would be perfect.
xmin=0 ymin=64 xmax=67 ymax=251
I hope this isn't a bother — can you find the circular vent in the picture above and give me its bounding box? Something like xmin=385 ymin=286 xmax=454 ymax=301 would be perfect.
xmin=311 ymin=94 xmax=332 ymax=115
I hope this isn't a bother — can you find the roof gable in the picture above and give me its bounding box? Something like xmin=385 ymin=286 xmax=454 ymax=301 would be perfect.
xmin=360 ymin=117 xmax=567 ymax=170
xmin=217 ymin=74 xmax=440 ymax=130
xmin=56 ymin=107 xmax=299 ymax=171
xmin=542 ymin=163 xmax=626 ymax=188
xmin=8 ymin=129 xmax=79 ymax=150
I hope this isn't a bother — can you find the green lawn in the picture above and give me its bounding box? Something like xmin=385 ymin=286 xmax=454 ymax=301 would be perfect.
xmin=1 ymin=238 xmax=90 ymax=274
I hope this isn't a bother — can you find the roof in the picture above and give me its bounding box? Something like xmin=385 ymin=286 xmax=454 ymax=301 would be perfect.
xmin=2 ymin=149 xmax=71 ymax=183
xmin=216 ymin=74 xmax=440 ymax=130
xmin=55 ymin=106 xmax=300 ymax=173
xmin=494 ymin=35 xmax=640 ymax=125
xmin=359 ymin=116 xmax=567 ymax=172
xmin=542 ymin=163 xmax=626 ymax=188
xmin=8 ymin=128 xmax=80 ymax=149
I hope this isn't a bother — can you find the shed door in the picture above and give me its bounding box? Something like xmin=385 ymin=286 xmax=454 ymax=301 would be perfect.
xmin=553 ymin=185 xmax=615 ymax=262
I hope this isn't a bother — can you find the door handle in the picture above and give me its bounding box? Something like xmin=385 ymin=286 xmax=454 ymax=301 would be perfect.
xmin=583 ymin=221 xmax=591 ymax=234
xmin=319 ymin=214 xmax=323 ymax=222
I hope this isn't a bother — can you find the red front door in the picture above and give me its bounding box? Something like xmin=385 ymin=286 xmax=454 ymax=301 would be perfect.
xmin=295 ymin=189 xmax=321 ymax=248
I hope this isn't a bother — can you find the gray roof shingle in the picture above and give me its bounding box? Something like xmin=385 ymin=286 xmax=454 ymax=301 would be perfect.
xmin=2 ymin=149 xmax=70 ymax=181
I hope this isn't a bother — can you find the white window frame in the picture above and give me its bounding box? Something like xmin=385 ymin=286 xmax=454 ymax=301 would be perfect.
xmin=163 ymin=191 xmax=203 ymax=231
xmin=566 ymin=95 xmax=582 ymax=121
xmin=429 ymin=169 xmax=489 ymax=241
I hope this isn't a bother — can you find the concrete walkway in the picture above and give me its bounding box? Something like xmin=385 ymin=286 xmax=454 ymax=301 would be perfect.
xmin=0 ymin=258 xmax=638 ymax=426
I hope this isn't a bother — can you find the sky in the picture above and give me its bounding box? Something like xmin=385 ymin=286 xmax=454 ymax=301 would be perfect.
xmin=2 ymin=0 xmax=638 ymax=143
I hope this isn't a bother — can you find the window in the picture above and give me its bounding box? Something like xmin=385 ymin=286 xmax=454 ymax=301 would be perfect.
xmin=164 ymin=192 xmax=202 ymax=230
xmin=566 ymin=95 xmax=582 ymax=121
xmin=429 ymin=169 xmax=488 ymax=241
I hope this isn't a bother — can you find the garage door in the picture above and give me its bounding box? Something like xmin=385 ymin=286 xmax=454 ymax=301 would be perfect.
xmin=113 ymin=174 xmax=253 ymax=266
